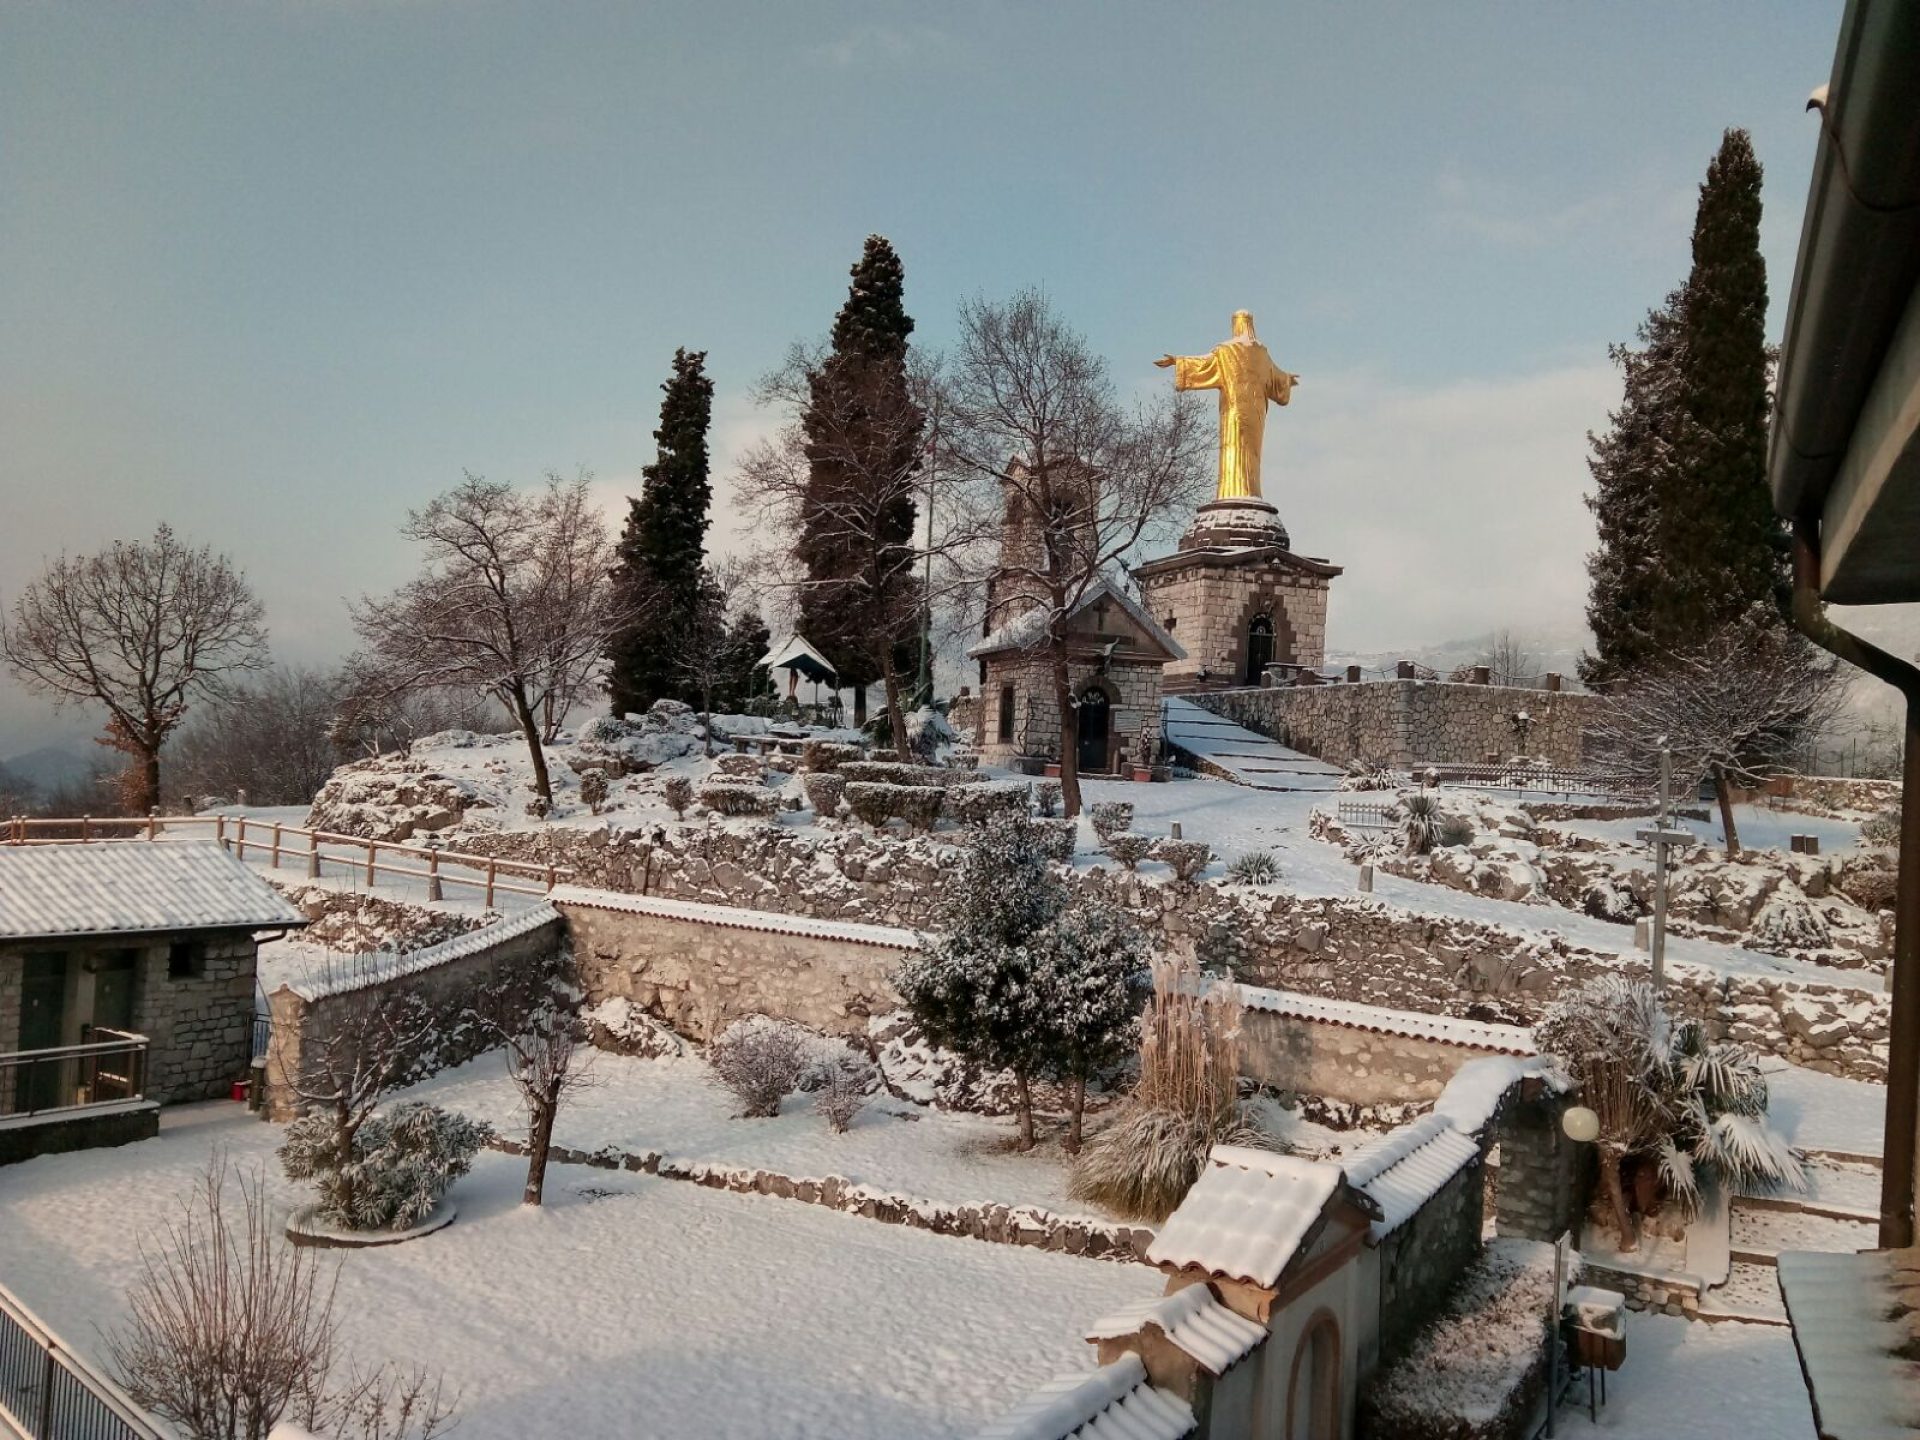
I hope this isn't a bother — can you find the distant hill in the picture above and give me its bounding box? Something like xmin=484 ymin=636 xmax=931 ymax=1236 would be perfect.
xmin=1 ymin=744 xmax=96 ymax=797
xmin=1326 ymin=625 xmax=1593 ymax=688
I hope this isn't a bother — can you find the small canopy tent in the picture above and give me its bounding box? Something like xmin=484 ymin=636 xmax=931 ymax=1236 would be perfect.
xmin=759 ymin=634 xmax=839 ymax=706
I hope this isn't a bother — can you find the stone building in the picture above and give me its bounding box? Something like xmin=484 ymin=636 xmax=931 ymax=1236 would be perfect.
xmin=1135 ymin=494 xmax=1342 ymax=694
xmin=0 ymin=840 xmax=306 ymax=1162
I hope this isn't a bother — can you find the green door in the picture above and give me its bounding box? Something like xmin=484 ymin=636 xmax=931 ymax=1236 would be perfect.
xmin=90 ymin=951 xmax=137 ymax=1033
xmin=17 ymin=953 xmax=69 ymax=1112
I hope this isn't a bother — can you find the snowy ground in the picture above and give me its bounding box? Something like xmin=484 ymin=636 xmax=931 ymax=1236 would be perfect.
xmin=1561 ymin=803 xmax=1866 ymax=856
xmin=1762 ymin=1062 xmax=1886 ymax=1156
xmin=1553 ymin=1311 xmax=1812 ymax=1439
xmin=0 ymin=1105 xmax=1162 ymax=1440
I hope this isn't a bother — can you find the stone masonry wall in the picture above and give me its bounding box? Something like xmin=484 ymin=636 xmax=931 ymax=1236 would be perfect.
xmin=1239 ymin=1006 xmax=1519 ymax=1106
xmin=1140 ymin=559 xmax=1331 ymax=689
xmin=454 ymin=822 xmax=1891 ymax=1081
xmin=1194 ymin=680 xmax=1599 ymax=769
xmin=557 ymin=896 xmax=914 ymax=1042
xmin=1375 ymin=1157 xmax=1487 ymax=1363
xmin=1494 ymin=1084 xmax=1587 ymax=1245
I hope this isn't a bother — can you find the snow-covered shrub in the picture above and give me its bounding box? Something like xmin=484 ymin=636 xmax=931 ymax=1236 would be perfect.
xmin=1436 ymin=813 xmax=1475 ymax=848
xmin=1838 ymin=861 xmax=1898 ymax=912
xmin=812 ymin=1047 xmax=877 ymax=1133
xmin=1070 ymin=961 xmax=1270 ymax=1219
xmin=524 ymin=794 xmax=551 ymax=820
xmin=1861 ymin=804 xmax=1900 ymax=849
xmin=1153 ymin=838 xmax=1213 ymax=883
xmin=944 ymin=779 xmax=1031 ymax=825
xmin=947 ymin=750 xmax=981 ymax=771
xmin=1401 ymin=793 xmax=1440 ymax=854
xmin=1104 ymin=832 xmax=1151 ymax=870
xmin=839 ymin=759 xmax=948 ymax=787
xmin=802 ymin=739 xmax=864 ymax=773
xmin=1225 ymin=850 xmax=1279 ymax=885
xmin=708 ymin=1016 xmax=809 ymax=1118
xmin=279 ymin=1102 xmax=490 ymax=1232
xmin=663 ymin=774 xmax=693 ymax=818
xmin=845 ymin=780 xmax=944 ymax=830
xmin=1087 ymin=801 xmax=1134 ymax=842
xmin=1035 ymin=780 xmax=1062 ymax=817
xmin=712 ymin=753 xmax=765 ymax=780
xmin=1032 ymin=816 xmax=1078 ymax=862
xmin=579 ymin=715 xmax=631 ymax=748
xmin=802 ymin=772 xmax=846 ymax=817
xmin=578 ymin=769 xmax=609 ymax=815
xmin=1581 ymin=877 xmax=1643 ymax=922
xmin=699 ymin=780 xmax=781 ymax=817
xmin=1340 ymin=760 xmax=1397 ymax=791
xmin=904 ymin=705 xmax=957 ymax=762
xmin=1360 ymin=1240 xmax=1556 ymax=1440
xmin=1750 ymin=886 xmax=1831 ymax=951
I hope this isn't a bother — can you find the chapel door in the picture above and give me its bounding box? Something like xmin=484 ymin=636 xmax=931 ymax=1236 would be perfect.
xmin=1076 ymin=688 xmax=1111 ymax=773
xmin=16 ymin=953 xmax=70 ymax=1113
xmin=1245 ymin=615 xmax=1275 ymax=685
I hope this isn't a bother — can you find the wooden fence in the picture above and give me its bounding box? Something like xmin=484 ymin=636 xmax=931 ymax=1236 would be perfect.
xmin=1 ymin=813 xmax=567 ymax=908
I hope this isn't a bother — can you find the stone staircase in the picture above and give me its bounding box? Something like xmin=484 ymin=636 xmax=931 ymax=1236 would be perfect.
xmin=1160 ymin=697 xmax=1345 ymax=792
xmin=1699 ymin=1156 xmax=1880 ymax=1324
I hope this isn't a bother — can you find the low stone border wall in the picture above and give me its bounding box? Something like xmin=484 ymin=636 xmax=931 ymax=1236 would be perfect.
xmin=1579 ymin=1262 xmax=1702 ymax=1320
xmin=488 ymin=1134 xmax=1155 ymax=1264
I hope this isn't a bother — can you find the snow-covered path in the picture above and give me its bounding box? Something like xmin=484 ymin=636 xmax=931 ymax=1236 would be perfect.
xmin=1552 ymin=1310 xmax=1812 ymax=1438
xmin=0 ymin=1105 xmax=1162 ymax=1439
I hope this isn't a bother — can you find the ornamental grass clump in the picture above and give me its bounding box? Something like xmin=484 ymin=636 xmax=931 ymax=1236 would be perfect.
xmin=1069 ymin=959 xmax=1271 ymax=1220
xmin=1400 ymin=793 xmax=1441 ymax=854
xmin=1225 ymin=850 xmax=1279 ymax=885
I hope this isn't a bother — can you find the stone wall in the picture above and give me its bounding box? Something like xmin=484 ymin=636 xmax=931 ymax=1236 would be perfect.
xmin=1374 ymin=1159 xmax=1487 ymax=1363
xmin=1493 ymin=1083 xmax=1588 ymax=1245
xmin=975 ymin=653 xmax=1164 ymax=769
xmin=1137 ymin=554 xmax=1332 ymax=689
xmin=0 ymin=1102 xmax=159 ymax=1167
xmin=1238 ymin=994 xmax=1532 ymax=1107
xmin=1192 ymin=680 xmax=1599 ymax=769
xmin=554 ymin=888 xmax=916 ymax=1042
xmin=263 ymin=907 xmax=564 ymax=1120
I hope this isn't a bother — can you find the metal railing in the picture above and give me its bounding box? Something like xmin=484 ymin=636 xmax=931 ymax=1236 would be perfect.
xmin=1417 ymin=763 xmax=1646 ymax=802
xmin=0 ymin=1280 xmax=163 ymax=1440
xmin=0 ymin=1032 xmax=148 ymax=1121
xmin=1 ymin=813 xmax=568 ymax=908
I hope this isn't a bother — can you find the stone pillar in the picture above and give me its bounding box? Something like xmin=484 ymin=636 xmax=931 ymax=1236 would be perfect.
xmin=1395 ymin=660 xmax=1415 ymax=680
xmin=1470 ymin=665 xmax=1491 ymax=685
xmin=1544 ymin=672 xmax=1563 ymax=692
xmin=1346 ymin=665 xmax=1361 ymax=684
xmin=1494 ymin=1082 xmax=1588 ymax=1242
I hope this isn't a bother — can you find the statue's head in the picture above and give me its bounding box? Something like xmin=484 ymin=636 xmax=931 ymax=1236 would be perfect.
xmin=1231 ymin=310 xmax=1257 ymax=339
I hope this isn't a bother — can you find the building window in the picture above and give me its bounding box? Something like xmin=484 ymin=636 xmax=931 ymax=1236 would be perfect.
xmin=167 ymin=940 xmax=204 ymax=980
xmin=997 ymin=684 xmax=1016 ymax=743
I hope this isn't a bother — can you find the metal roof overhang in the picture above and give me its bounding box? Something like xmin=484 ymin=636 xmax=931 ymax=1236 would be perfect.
xmin=1767 ymin=0 xmax=1920 ymax=604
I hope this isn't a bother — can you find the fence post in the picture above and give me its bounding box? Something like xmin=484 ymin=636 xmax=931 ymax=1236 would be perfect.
xmin=307 ymin=829 xmax=320 ymax=879
xmin=235 ymin=816 xmax=248 ymax=862
xmin=544 ymin=862 xmax=557 ymax=892
xmin=147 ymin=807 xmax=158 ymax=840
xmin=82 ymin=814 xmax=91 ymax=842
xmin=427 ymin=844 xmax=442 ymax=903
xmin=486 ymin=858 xmax=498 ymax=908
xmin=216 ymin=813 xmax=228 ymax=851
xmin=271 ymin=822 xmax=283 ymax=868
xmin=364 ymin=841 xmax=376 ymax=888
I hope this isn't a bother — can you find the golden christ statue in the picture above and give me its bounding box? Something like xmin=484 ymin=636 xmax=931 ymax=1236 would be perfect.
xmin=1155 ymin=310 xmax=1298 ymax=502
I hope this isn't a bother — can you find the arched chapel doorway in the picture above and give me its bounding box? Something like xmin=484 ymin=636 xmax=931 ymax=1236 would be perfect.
xmin=1245 ymin=613 xmax=1275 ymax=685
xmin=1075 ymin=685 xmax=1111 ymax=774
xmin=1286 ymin=1312 xmax=1341 ymax=1440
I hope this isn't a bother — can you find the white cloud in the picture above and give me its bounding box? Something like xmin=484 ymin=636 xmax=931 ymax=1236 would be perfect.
xmin=1431 ymin=162 xmax=1692 ymax=253
xmin=806 ymin=24 xmax=953 ymax=69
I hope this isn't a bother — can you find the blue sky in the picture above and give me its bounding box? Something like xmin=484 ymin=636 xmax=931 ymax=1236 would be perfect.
xmin=0 ymin=1 xmax=1846 ymax=749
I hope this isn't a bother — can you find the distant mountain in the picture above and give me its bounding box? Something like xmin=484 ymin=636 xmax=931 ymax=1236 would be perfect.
xmin=1 ymin=744 xmax=95 ymax=797
xmin=1326 ymin=625 xmax=1593 ymax=688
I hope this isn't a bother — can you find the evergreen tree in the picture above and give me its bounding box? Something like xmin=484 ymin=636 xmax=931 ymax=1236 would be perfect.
xmin=1580 ymin=295 xmax=1690 ymax=686
xmin=719 ymin=605 xmax=772 ymax=712
xmin=796 ymin=235 xmax=924 ymax=734
xmin=1660 ymin=129 xmax=1784 ymax=639
xmin=607 ymin=349 xmax=714 ymax=715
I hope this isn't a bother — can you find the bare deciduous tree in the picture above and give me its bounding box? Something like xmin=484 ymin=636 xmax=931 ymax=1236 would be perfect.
xmin=1587 ymin=608 xmax=1846 ymax=855
xmin=943 ymin=291 xmax=1210 ymax=815
xmin=327 ymin=658 xmax=505 ymax=759
xmin=108 ymin=1157 xmax=457 ymax=1440
xmin=1480 ymin=629 xmax=1538 ymax=688
xmin=1 ymin=525 xmax=268 ymax=812
xmin=469 ymin=948 xmax=591 ymax=1206
xmin=351 ymin=474 xmax=628 ymax=804
xmin=166 ymin=666 xmax=343 ymax=808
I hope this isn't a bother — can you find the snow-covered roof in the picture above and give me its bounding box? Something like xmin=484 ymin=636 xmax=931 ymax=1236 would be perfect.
xmin=759 ymin=634 xmax=838 ymax=681
xmin=549 ymin=885 xmax=919 ymax=951
xmin=969 ymin=573 xmax=1187 ymax=663
xmin=1342 ymin=1114 xmax=1484 ymax=1242
xmin=1146 ymin=1145 xmax=1351 ymax=1288
xmin=285 ymin=904 xmax=563 ymax=1001
xmin=1237 ymin=984 xmax=1537 ymax=1057
xmin=0 ymin=840 xmax=308 ymax=941
xmin=972 ymin=1354 xmax=1196 ymax=1440
xmin=1084 ymin=1283 xmax=1265 ymax=1376
xmin=1777 ymin=1247 xmax=1920 ymax=1440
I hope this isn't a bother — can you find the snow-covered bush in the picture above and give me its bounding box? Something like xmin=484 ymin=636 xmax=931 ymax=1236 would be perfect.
xmin=1750 ymin=886 xmax=1832 ymax=951
xmin=1087 ymin=801 xmax=1134 ymax=842
xmin=579 ymin=715 xmax=631 ymax=748
xmin=524 ymin=794 xmax=550 ymax=820
xmin=1225 ymin=850 xmax=1279 ymax=885
xmin=662 ymin=774 xmax=694 ymax=818
xmin=812 ymin=1047 xmax=877 ymax=1134
xmin=1340 ymin=760 xmax=1397 ymax=791
xmin=1104 ymin=832 xmax=1151 ymax=870
xmin=839 ymin=759 xmax=948 ymax=787
xmin=802 ymin=772 xmax=846 ymax=817
xmin=947 ymin=750 xmax=981 ymax=771
xmin=944 ymin=779 xmax=1031 ymax=825
xmin=904 ymin=705 xmax=957 ymax=762
xmin=712 ymin=753 xmax=766 ymax=780
xmin=578 ymin=769 xmax=609 ymax=814
xmin=1153 ymin=838 xmax=1213 ymax=883
xmin=1032 ymin=816 xmax=1078 ymax=862
xmin=1436 ymin=813 xmax=1475 ymax=848
xmin=708 ymin=1016 xmax=809 ymax=1118
xmin=802 ymin=739 xmax=864 ymax=773
xmin=279 ymin=1102 xmax=490 ymax=1232
xmin=1361 ymin=1240 xmax=1556 ymax=1440
xmin=1838 ymin=860 xmax=1898 ymax=912
xmin=1861 ymin=804 xmax=1900 ymax=849
xmin=1035 ymin=779 xmax=1062 ymax=817
xmin=1401 ymin=793 xmax=1441 ymax=854
xmin=699 ymin=780 xmax=781 ymax=817
xmin=845 ymin=780 xmax=944 ymax=830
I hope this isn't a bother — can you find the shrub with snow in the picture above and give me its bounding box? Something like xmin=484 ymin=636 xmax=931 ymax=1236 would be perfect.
xmin=1750 ymin=885 xmax=1832 ymax=952
xmin=278 ymin=1102 xmax=491 ymax=1232
xmin=524 ymin=794 xmax=551 ymax=820
xmin=1225 ymin=850 xmax=1279 ymax=885
xmin=802 ymin=772 xmax=846 ymax=817
xmin=663 ymin=775 xmax=694 ymax=818
xmin=812 ymin=1047 xmax=877 ymax=1133
xmin=712 ymin=753 xmax=766 ymax=780
xmin=1401 ymin=793 xmax=1441 ymax=854
xmin=699 ymin=781 xmax=781 ymax=818
xmin=1103 ymin=832 xmax=1151 ymax=870
xmin=903 ymin=705 xmax=957 ymax=762
xmin=944 ymin=780 xmax=1032 ymax=825
xmin=1340 ymin=760 xmax=1398 ymax=792
xmin=578 ymin=769 xmax=609 ymax=814
xmin=845 ymin=780 xmax=943 ymax=830
xmin=839 ymin=759 xmax=945 ymax=787
xmin=1087 ymin=801 xmax=1134 ymax=843
xmin=1152 ymin=838 xmax=1213 ymax=883
xmin=1838 ymin=860 xmax=1898 ymax=912
xmin=1031 ymin=816 xmax=1078 ymax=862
xmin=1035 ymin=780 xmax=1062 ymax=817
xmin=708 ymin=1016 xmax=809 ymax=1118
xmin=802 ymin=739 xmax=864 ymax=773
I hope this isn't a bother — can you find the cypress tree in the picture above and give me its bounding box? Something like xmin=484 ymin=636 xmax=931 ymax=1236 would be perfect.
xmin=607 ymin=348 xmax=714 ymax=715
xmin=1580 ymin=295 xmax=1690 ymax=686
xmin=1660 ymin=129 xmax=1785 ymax=638
xmin=797 ymin=235 xmax=924 ymax=735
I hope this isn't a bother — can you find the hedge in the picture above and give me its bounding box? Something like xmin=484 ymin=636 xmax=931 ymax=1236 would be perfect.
xmin=845 ymin=781 xmax=944 ymax=830
xmin=700 ymin=781 xmax=783 ymax=818
xmin=945 ymin=781 xmax=1032 ymax=825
